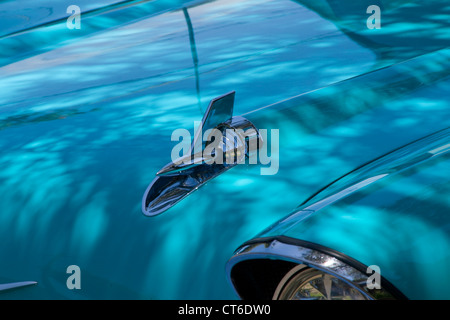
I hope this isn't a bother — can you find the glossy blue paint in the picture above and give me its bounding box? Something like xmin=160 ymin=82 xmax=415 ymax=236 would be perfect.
xmin=257 ymin=129 xmax=450 ymax=299
xmin=0 ymin=0 xmax=449 ymax=299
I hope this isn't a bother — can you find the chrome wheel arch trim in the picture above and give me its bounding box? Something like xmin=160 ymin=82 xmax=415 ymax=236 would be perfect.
xmin=226 ymin=236 xmax=407 ymax=300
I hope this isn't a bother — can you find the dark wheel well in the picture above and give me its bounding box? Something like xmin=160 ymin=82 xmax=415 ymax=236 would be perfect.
xmin=229 ymin=259 xmax=298 ymax=300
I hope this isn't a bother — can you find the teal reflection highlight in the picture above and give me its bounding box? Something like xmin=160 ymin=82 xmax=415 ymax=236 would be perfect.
xmin=0 ymin=0 xmax=450 ymax=299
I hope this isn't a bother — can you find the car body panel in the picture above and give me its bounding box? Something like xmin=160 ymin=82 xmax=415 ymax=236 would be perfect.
xmin=1 ymin=0 xmax=450 ymax=299
xmin=255 ymin=128 xmax=450 ymax=299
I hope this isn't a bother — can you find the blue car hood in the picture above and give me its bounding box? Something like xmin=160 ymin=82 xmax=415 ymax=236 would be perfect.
xmin=1 ymin=0 xmax=450 ymax=299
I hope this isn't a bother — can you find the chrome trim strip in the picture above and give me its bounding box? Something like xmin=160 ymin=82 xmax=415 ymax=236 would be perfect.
xmin=299 ymin=127 xmax=450 ymax=210
xmin=0 ymin=281 xmax=37 ymax=292
xmin=302 ymin=174 xmax=388 ymax=212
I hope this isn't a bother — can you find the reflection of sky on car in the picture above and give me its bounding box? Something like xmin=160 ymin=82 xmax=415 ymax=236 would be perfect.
xmin=0 ymin=0 xmax=379 ymax=118
xmin=0 ymin=0 xmax=185 ymax=37
xmin=0 ymin=0 xmax=449 ymax=298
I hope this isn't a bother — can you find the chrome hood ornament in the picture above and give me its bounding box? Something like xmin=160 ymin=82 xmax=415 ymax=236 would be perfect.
xmin=142 ymin=91 xmax=263 ymax=216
